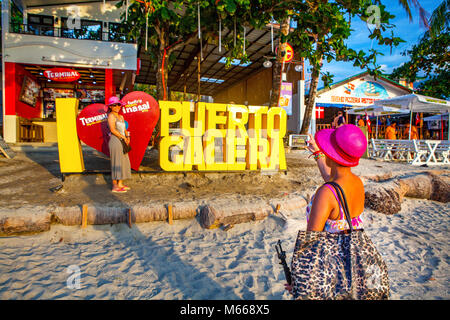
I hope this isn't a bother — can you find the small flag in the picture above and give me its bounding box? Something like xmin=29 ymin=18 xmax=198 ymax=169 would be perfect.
xmin=365 ymin=112 xmax=372 ymax=133
xmin=415 ymin=113 xmax=420 ymax=126
xmin=315 ymin=106 xmax=324 ymax=119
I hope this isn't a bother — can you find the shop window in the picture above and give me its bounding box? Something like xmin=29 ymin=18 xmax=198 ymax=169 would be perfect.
xmin=27 ymin=14 xmax=54 ymax=36
xmin=108 ymin=22 xmax=130 ymax=43
xmin=61 ymin=18 xmax=102 ymax=41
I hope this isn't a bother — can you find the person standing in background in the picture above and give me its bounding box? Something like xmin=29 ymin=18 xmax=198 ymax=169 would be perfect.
xmin=405 ymin=123 xmax=419 ymax=140
xmin=332 ymin=110 xmax=346 ymax=128
xmin=385 ymin=122 xmax=397 ymax=140
xmin=358 ymin=116 xmax=365 ymax=127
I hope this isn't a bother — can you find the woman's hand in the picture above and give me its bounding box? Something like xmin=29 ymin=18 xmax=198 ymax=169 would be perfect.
xmin=306 ymin=134 xmax=320 ymax=154
xmin=125 ymin=137 xmax=130 ymax=145
xmin=284 ymin=283 xmax=293 ymax=296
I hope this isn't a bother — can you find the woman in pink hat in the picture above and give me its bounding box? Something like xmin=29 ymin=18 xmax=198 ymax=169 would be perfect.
xmin=304 ymin=124 xmax=367 ymax=232
xmin=285 ymin=124 xmax=367 ymax=292
xmin=107 ymin=96 xmax=131 ymax=193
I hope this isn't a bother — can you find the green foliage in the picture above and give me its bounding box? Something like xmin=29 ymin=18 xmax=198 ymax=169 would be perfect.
xmin=117 ymin=0 xmax=404 ymax=106
xmin=288 ymin=0 xmax=404 ymax=89
xmin=391 ymin=1 xmax=450 ymax=99
xmin=391 ymin=30 xmax=450 ymax=99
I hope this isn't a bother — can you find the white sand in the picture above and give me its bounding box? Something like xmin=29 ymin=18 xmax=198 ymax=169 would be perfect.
xmin=0 ymin=197 xmax=448 ymax=300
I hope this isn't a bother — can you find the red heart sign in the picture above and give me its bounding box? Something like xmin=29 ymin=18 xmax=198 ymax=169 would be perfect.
xmin=76 ymin=91 xmax=160 ymax=171
xmin=76 ymin=103 xmax=111 ymax=156
xmin=120 ymin=91 xmax=160 ymax=170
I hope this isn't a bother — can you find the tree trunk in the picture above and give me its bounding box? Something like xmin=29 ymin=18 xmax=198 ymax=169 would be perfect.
xmin=153 ymin=32 xmax=169 ymax=147
xmin=269 ymin=18 xmax=290 ymax=108
xmin=156 ymin=52 xmax=169 ymax=101
xmin=300 ymin=56 xmax=322 ymax=134
xmin=270 ymin=58 xmax=283 ymax=107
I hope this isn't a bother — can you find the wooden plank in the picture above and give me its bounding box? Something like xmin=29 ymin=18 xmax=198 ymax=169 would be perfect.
xmin=81 ymin=204 xmax=88 ymax=229
xmin=127 ymin=208 xmax=132 ymax=228
xmin=167 ymin=204 xmax=173 ymax=225
xmin=0 ymin=136 xmax=15 ymax=159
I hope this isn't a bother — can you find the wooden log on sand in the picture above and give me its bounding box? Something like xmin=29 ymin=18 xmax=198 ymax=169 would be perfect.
xmin=53 ymin=202 xmax=199 ymax=227
xmin=200 ymin=202 xmax=273 ymax=229
xmin=200 ymin=195 xmax=308 ymax=229
xmin=365 ymin=173 xmax=449 ymax=215
xmin=0 ymin=208 xmax=51 ymax=236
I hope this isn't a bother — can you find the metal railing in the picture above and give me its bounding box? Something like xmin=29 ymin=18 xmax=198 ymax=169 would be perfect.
xmin=9 ymin=23 xmax=136 ymax=44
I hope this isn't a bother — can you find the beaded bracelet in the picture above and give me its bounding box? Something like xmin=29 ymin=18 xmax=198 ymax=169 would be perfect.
xmin=313 ymin=152 xmax=325 ymax=161
xmin=309 ymin=150 xmax=322 ymax=158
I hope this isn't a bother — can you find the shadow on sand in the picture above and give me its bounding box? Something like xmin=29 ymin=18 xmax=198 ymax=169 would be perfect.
xmin=78 ymin=173 xmax=240 ymax=300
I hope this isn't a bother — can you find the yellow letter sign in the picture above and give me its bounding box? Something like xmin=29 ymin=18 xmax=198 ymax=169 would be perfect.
xmin=159 ymin=102 xmax=287 ymax=172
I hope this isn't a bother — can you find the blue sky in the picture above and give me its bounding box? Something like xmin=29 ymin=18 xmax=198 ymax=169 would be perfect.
xmin=311 ymin=0 xmax=442 ymax=88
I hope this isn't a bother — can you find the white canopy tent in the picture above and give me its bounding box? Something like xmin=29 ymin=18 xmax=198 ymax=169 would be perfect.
xmin=423 ymin=113 xmax=449 ymax=122
xmin=348 ymin=106 xmax=410 ymax=139
xmin=371 ymin=94 xmax=450 ymax=140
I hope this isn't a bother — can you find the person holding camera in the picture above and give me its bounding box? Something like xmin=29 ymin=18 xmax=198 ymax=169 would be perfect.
xmin=284 ymin=124 xmax=389 ymax=300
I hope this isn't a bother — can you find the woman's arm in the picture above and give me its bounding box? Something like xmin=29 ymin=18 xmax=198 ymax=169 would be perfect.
xmin=307 ymin=134 xmax=331 ymax=182
xmin=108 ymin=114 xmax=127 ymax=140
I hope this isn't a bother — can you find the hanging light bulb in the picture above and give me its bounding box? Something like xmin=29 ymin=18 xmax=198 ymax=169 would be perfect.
xmin=263 ymin=60 xmax=273 ymax=68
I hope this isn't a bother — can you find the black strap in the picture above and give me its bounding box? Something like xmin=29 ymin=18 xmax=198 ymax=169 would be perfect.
xmin=325 ymin=181 xmax=354 ymax=232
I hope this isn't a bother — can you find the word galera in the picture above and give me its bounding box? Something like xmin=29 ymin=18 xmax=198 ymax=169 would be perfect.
xmin=159 ymin=102 xmax=287 ymax=171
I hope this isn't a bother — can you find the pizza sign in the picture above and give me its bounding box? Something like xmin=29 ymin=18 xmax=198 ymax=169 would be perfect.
xmin=283 ymin=43 xmax=294 ymax=63
xmin=276 ymin=43 xmax=295 ymax=63
xmin=44 ymin=68 xmax=80 ymax=82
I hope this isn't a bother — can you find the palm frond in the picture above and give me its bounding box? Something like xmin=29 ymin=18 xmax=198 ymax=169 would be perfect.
xmin=427 ymin=0 xmax=450 ymax=37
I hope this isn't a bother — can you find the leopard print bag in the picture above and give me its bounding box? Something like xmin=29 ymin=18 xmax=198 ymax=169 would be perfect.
xmin=290 ymin=182 xmax=390 ymax=300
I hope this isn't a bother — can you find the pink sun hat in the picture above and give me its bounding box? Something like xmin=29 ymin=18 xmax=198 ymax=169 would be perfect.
xmin=106 ymin=96 xmax=123 ymax=107
xmin=315 ymin=124 xmax=367 ymax=167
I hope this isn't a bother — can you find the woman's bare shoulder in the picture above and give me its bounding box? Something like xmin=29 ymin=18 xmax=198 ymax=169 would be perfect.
xmin=313 ymin=184 xmax=335 ymax=202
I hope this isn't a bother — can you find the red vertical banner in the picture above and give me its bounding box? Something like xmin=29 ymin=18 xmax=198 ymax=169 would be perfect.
xmin=104 ymin=69 xmax=115 ymax=103
xmin=4 ymin=62 xmax=17 ymax=116
xmin=136 ymin=58 xmax=141 ymax=76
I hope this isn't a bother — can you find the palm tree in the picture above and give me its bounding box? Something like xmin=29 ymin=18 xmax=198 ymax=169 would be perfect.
xmin=397 ymin=0 xmax=430 ymax=28
xmin=426 ymin=0 xmax=449 ymax=36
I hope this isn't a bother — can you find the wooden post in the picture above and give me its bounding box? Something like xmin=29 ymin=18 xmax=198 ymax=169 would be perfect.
xmin=197 ymin=53 xmax=201 ymax=102
xmin=420 ymin=112 xmax=423 ymax=139
xmin=275 ymin=204 xmax=281 ymax=214
xmin=127 ymin=208 xmax=132 ymax=228
xmin=81 ymin=204 xmax=88 ymax=228
xmin=167 ymin=204 xmax=173 ymax=225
